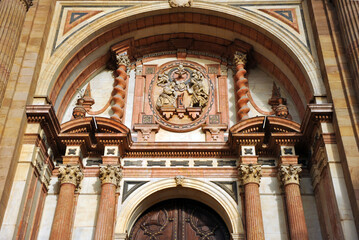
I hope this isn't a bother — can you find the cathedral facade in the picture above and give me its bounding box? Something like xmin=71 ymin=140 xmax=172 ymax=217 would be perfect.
xmin=0 ymin=0 xmax=358 ymax=239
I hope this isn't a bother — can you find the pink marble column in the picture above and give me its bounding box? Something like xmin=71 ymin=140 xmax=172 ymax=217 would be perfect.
xmin=50 ymin=165 xmax=83 ymax=240
xmin=279 ymin=165 xmax=308 ymax=240
xmin=94 ymin=165 xmax=122 ymax=240
xmin=239 ymin=164 xmax=265 ymax=240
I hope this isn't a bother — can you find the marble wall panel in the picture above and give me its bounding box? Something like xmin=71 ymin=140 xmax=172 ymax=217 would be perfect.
xmin=302 ymin=196 xmax=323 ymax=240
xmin=37 ymin=195 xmax=58 ymax=240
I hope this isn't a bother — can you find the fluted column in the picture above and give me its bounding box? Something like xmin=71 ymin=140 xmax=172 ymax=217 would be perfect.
xmin=111 ymin=54 xmax=129 ymax=121
xmin=233 ymin=52 xmax=250 ymax=121
xmin=279 ymin=165 xmax=308 ymax=240
xmin=94 ymin=165 xmax=122 ymax=240
xmin=50 ymin=165 xmax=83 ymax=240
xmin=0 ymin=0 xmax=32 ymax=104
xmin=239 ymin=164 xmax=265 ymax=240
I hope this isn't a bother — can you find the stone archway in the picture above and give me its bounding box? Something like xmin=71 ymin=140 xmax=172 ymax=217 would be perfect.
xmin=114 ymin=178 xmax=244 ymax=240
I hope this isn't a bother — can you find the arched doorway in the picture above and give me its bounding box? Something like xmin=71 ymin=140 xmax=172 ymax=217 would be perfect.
xmin=129 ymin=199 xmax=230 ymax=240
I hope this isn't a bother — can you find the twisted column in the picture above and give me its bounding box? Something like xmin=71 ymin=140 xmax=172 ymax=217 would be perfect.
xmin=50 ymin=165 xmax=83 ymax=240
xmin=279 ymin=165 xmax=308 ymax=240
xmin=233 ymin=52 xmax=250 ymax=121
xmin=94 ymin=165 xmax=122 ymax=240
xmin=111 ymin=54 xmax=129 ymax=121
xmin=0 ymin=0 xmax=32 ymax=104
xmin=239 ymin=164 xmax=265 ymax=240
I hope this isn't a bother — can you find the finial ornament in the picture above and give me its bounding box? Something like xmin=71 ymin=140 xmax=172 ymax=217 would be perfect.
xmin=238 ymin=164 xmax=262 ymax=185
xmin=99 ymin=165 xmax=122 ymax=186
xmin=279 ymin=165 xmax=302 ymax=185
xmin=169 ymin=0 xmax=192 ymax=7
xmin=116 ymin=54 xmax=130 ymax=67
xmin=233 ymin=52 xmax=247 ymax=66
xmin=58 ymin=165 xmax=83 ymax=189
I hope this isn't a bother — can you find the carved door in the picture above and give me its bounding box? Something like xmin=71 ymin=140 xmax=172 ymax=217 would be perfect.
xmin=129 ymin=199 xmax=230 ymax=240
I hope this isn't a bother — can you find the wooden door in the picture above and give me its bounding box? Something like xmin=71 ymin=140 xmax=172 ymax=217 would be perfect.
xmin=129 ymin=199 xmax=230 ymax=240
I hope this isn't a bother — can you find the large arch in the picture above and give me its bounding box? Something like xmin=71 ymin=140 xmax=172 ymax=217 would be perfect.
xmin=35 ymin=2 xmax=325 ymax=106
xmin=114 ymin=178 xmax=244 ymax=238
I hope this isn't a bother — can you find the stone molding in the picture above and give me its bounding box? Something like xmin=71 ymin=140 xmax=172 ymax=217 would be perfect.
xmin=279 ymin=164 xmax=302 ymax=186
xmin=99 ymin=165 xmax=123 ymax=186
xmin=238 ymin=164 xmax=262 ymax=185
xmin=58 ymin=165 xmax=83 ymax=189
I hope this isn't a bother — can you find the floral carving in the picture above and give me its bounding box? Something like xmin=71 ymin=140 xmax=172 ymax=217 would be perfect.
xmin=58 ymin=165 xmax=83 ymax=190
xmin=238 ymin=164 xmax=262 ymax=185
xmin=279 ymin=165 xmax=302 ymax=185
xmin=99 ymin=165 xmax=123 ymax=186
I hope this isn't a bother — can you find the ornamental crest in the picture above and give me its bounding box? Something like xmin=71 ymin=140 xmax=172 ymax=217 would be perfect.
xmin=149 ymin=61 xmax=214 ymax=131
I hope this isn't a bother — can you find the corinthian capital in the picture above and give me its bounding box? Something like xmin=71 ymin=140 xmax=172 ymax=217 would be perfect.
xmin=233 ymin=52 xmax=247 ymax=66
xmin=99 ymin=165 xmax=122 ymax=186
xmin=238 ymin=164 xmax=262 ymax=185
xmin=58 ymin=165 xmax=83 ymax=189
xmin=279 ymin=165 xmax=302 ymax=185
xmin=116 ymin=54 xmax=130 ymax=67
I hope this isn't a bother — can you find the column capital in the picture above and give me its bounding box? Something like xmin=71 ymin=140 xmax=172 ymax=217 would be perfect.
xmin=233 ymin=52 xmax=247 ymax=65
xmin=99 ymin=165 xmax=122 ymax=186
xmin=279 ymin=164 xmax=302 ymax=185
xmin=116 ymin=54 xmax=130 ymax=67
xmin=238 ymin=164 xmax=262 ymax=185
xmin=58 ymin=165 xmax=83 ymax=188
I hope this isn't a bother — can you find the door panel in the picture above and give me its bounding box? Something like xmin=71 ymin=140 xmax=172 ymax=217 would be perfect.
xmin=129 ymin=199 xmax=230 ymax=240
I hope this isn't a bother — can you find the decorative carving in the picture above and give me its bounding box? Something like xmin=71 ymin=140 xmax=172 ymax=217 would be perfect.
xmin=233 ymin=52 xmax=247 ymax=65
xmin=238 ymin=164 xmax=262 ymax=185
xmin=72 ymin=98 xmax=86 ymax=119
xmin=202 ymin=124 xmax=227 ymax=142
xmin=20 ymin=0 xmax=33 ymax=11
xmin=279 ymin=165 xmax=302 ymax=185
xmin=111 ymin=54 xmax=129 ymax=121
xmin=268 ymin=82 xmax=292 ymax=119
xmin=169 ymin=0 xmax=192 ymax=8
xmin=99 ymin=165 xmax=122 ymax=186
xmin=58 ymin=165 xmax=83 ymax=189
xmin=175 ymin=175 xmax=185 ymax=186
xmin=150 ymin=61 xmax=214 ymax=131
xmin=233 ymin=52 xmax=250 ymax=120
xmin=133 ymin=123 xmax=160 ymax=142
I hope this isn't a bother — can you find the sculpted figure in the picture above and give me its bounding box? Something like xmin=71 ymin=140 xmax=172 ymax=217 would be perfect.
xmin=189 ymin=70 xmax=209 ymax=108
xmin=157 ymin=72 xmax=170 ymax=87
xmin=156 ymin=82 xmax=176 ymax=109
